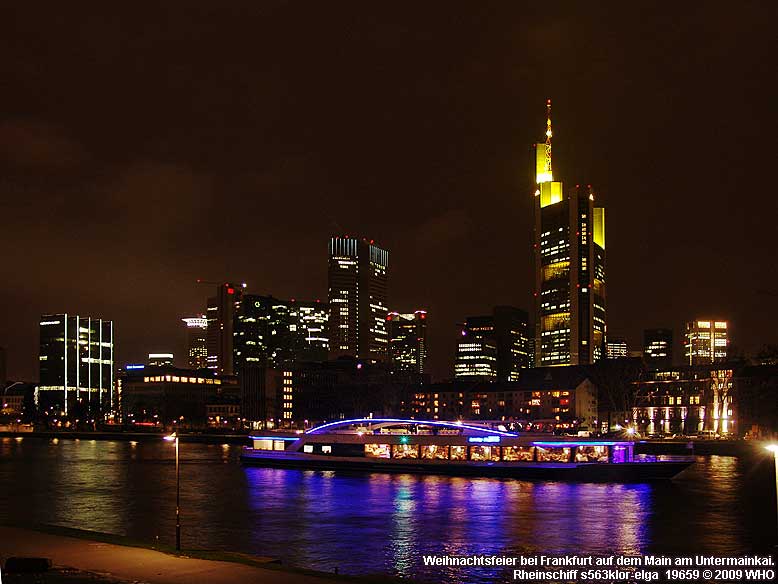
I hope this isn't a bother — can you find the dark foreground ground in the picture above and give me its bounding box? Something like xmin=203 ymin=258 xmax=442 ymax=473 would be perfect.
xmin=0 ymin=525 xmax=392 ymax=584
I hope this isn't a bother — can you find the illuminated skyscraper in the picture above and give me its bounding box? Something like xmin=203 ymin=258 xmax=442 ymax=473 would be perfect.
xmin=38 ymin=314 xmax=114 ymax=415
xmin=182 ymin=316 xmax=208 ymax=369
xmin=533 ymin=100 xmax=606 ymax=366
xmin=206 ymin=283 xmax=243 ymax=375
xmin=685 ymin=320 xmax=728 ymax=365
xmin=327 ymin=236 xmax=389 ymax=362
xmin=387 ymin=310 xmax=427 ymax=374
xmin=643 ymin=328 xmax=673 ymax=369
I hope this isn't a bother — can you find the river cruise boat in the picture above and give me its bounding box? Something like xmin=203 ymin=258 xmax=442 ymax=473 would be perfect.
xmin=240 ymin=419 xmax=693 ymax=481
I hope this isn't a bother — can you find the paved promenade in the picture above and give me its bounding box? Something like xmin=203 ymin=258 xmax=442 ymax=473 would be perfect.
xmin=0 ymin=526 xmax=360 ymax=584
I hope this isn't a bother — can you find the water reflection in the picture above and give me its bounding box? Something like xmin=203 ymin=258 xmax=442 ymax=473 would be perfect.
xmin=0 ymin=440 xmax=774 ymax=584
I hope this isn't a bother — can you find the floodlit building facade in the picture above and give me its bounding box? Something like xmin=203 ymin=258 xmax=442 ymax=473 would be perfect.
xmin=327 ymin=236 xmax=389 ymax=362
xmin=38 ymin=314 xmax=114 ymax=415
xmin=148 ymin=353 xmax=174 ymax=367
xmin=533 ymin=100 xmax=606 ymax=366
xmin=685 ymin=320 xmax=728 ymax=365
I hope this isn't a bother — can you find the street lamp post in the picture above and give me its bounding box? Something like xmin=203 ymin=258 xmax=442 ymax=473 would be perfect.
xmin=165 ymin=433 xmax=181 ymax=551
xmin=767 ymin=444 xmax=778 ymax=542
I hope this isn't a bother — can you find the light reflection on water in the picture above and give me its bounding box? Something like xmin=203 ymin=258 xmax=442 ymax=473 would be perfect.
xmin=0 ymin=438 xmax=774 ymax=583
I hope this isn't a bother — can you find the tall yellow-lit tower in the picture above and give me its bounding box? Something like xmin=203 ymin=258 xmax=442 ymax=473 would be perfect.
xmin=533 ymin=100 xmax=606 ymax=366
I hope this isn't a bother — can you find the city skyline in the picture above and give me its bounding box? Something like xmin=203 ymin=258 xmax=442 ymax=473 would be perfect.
xmin=1 ymin=3 xmax=775 ymax=382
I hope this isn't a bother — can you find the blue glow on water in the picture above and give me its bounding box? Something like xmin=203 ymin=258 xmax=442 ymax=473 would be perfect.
xmin=0 ymin=439 xmax=773 ymax=584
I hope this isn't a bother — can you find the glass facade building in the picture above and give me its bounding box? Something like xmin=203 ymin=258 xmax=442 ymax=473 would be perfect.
xmin=234 ymin=295 xmax=329 ymax=370
xmin=454 ymin=307 xmax=529 ymax=381
xmin=38 ymin=314 xmax=114 ymax=416
xmin=685 ymin=320 xmax=728 ymax=365
xmin=387 ymin=310 xmax=427 ymax=374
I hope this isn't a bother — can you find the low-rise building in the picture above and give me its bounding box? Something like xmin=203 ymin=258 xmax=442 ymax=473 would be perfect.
xmin=406 ymin=366 xmax=598 ymax=428
xmin=119 ymin=366 xmax=226 ymax=426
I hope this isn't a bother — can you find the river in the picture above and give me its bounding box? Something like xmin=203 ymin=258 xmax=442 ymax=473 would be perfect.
xmin=0 ymin=437 xmax=775 ymax=583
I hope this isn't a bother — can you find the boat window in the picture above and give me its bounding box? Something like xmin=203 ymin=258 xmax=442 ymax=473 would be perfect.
xmin=420 ymin=445 xmax=449 ymax=460
xmin=391 ymin=444 xmax=419 ymax=459
xmin=303 ymin=444 xmax=313 ymax=453
xmin=253 ymin=439 xmax=274 ymax=451
xmin=469 ymin=446 xmax=500 ymax=462
xmin=273 ymin=440 xmax=287 ymax=451
xmin=502 ymin=446 xmax=534 ymax=461
xmin=449 ymin=445 xmax=466 ymax=461
xmin=536 ymin=446 xmax=571 ymax=462
xmin=612 ymin=445 xmax=629 ymax=463
xmin=364 ymin=443 xmax=391 ymax=458
xmin=322 ymin=445 xmax=332 ymax=454
xmin=575 ymin=446 xmax=608 ymax=463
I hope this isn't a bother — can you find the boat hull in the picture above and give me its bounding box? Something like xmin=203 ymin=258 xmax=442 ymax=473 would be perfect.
xmin=240 ymin=451 xmax=693 ymax=482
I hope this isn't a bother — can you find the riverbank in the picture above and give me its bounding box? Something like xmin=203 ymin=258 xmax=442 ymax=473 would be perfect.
xmin=0 ymin=525 xmax=398 ymax=584
xmin=0 ymin=430 xmax=253 ymax=445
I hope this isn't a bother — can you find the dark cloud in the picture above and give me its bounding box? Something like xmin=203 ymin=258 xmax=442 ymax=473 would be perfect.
xmin=0 ymin=1 xmax=775 ymax=380
xmin=0 ymin=119 xmax=90 ymax=173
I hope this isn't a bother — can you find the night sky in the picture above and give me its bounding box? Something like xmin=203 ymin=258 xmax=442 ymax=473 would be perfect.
xmin=1 ymin=2 xmax=776 ymax=382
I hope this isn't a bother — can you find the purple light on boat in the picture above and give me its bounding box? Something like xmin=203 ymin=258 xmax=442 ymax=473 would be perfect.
xmin=532 ymin=441 xmax=622 ymax=447
xmin=305 ymin=418 xmax=517 ymax=437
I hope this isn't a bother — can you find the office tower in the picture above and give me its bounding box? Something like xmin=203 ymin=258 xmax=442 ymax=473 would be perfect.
xmin=182 ymin=316 xmax=208 ymax=369
xmin=387 ymin=310 xmax=427 ymax=375
xmin=206 ymin=283 xmax=243 ymax=375
xmin=605 ymin=337 xmax=628 ymax=359
xmin=454 ymin=307 xmax=529 ymax=381
xmin=148 ymin=353 xmax=174 ymax=367
xmin=455 ymin=316 xmax=497 ymax=379
xmin=685 ymin=320 xmax=728 ymax=365
xmin=235 ymin=295 xmax=292 ymax=369
xmin=493 ymin=306 xmax=531 ymax=380
xmin=643 ymin=328 xmax=673 ymax=369
xmin=525 ymin=323 xmax=537 ymax=369
xmin=235 ymin=295 xmax=329 ymax=370
xmin=327 ymin=236 xmax=389 ymax=361
xmin=288 ymin=299 xmax=329 ymax=362
xmin=38 ymin=314 xmax=114 ymax=415
xmin=533 ymin=100 xmax=606 ymax=366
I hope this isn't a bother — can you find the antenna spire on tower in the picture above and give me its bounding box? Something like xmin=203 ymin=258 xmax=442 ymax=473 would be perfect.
xmin=544 ymin=98 xmax=553 ymax=177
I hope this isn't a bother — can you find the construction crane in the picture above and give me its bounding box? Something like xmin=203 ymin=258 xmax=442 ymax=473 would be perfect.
xmin=196 ymin=279 xmax=247 ymax=289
